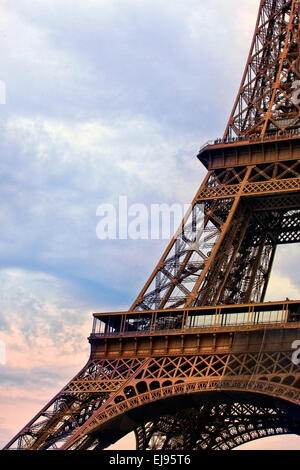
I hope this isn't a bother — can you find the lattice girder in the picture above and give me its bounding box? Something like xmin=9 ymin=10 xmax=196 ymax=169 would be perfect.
xmin=224 ymin=0 xmax=300 ymax=140
xmin=4 ymin=345 xmax=300 ymax=450
xmin=131 ymin=159 xmax=300 ymax=310
xmin=3 ymin=0 xmax=300 ymax=453
xmin=135 ymin=402 xmax=300 ymax=450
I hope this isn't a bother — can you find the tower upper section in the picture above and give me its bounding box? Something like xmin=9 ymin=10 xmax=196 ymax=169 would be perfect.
xmin=224 ymin=0 xmax=300 ymax=141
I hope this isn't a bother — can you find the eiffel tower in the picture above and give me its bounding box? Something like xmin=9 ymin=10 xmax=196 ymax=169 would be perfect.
xmin=4 ymin=0 xmax=300 ymax=451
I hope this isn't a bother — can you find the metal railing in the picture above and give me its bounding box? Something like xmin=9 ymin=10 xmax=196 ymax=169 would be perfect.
xmin=91 ymin=313 xmax=298 ymax=339
xmin=198 ymin=128 xmax=300 ymax=153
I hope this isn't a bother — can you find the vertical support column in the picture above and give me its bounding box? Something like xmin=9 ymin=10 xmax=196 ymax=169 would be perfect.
xmin=185 ymin=166 xmax=253 ymax=307
xmin=130 ymin=171 xmax=212 ymax=311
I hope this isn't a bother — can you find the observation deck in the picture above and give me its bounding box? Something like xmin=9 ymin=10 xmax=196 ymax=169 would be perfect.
xmin=197 ymin=129 xmax=300 ymax=170
xmin=91 ymin=300 xmax=300 ymax=339
xmin=89 ymin=301 xmax=300 ymax=360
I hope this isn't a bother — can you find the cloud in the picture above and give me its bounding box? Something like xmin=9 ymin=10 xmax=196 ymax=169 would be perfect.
xmin=0 ymin=0 xmax=298 ymax=450
xmin=0 ymin=267 xmax=95 ymax=447
xmin=0 ymin=267 xmax=92 ymax=358
xmin=2 ymin=0 xmax=259 ymax=133
xmin=266 ymin=245 xmax=300 ymax=301
xmin=0 ymin=113 xmax=202 ymax=303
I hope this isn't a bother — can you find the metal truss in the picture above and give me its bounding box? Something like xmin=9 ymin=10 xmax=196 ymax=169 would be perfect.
xmin=131 ymin=160 xmax=300 ymax=310
xmin=3 ymin=0 xmax=300 ymax=453
xmin=4 ymin=347 xmax=299 ymax=450
xmin=224 ymin=0 xmax=300 ymax=140
xmin=135 ymin=402 xmax=300 ymax=450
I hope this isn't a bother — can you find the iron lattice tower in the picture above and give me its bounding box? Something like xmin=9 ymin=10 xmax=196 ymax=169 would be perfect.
xmin=4 ymin=0 xmax=300 ymax=450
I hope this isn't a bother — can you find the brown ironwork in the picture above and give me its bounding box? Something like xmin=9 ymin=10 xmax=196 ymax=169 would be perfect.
xmin=135 ymin=402 xmax=300 ymax=450
xmin=3 ymin=0 xmax=300 ymax=451
xmin=3 ymin=301 xmax=300 ymax=450
xmin=224 ymin=0 xmax=300 ymax=140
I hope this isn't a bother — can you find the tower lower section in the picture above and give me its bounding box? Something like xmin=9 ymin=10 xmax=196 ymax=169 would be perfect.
xmin=3 ymin=301 xmax=300 ymax=450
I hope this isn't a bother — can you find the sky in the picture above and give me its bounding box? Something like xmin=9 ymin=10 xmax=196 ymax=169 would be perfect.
xmin=0 ymin=0 xmax=299 ymax=450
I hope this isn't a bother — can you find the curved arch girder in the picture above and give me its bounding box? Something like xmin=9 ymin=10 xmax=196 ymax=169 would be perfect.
xmin=62 ymin=378 xmax=300 ymax=450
